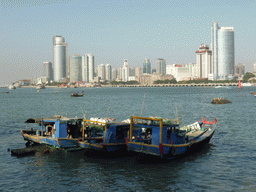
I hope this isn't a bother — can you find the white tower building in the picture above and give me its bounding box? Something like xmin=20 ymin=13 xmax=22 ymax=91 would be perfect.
xmin=70 ymin=54 xmax=82 ymax=82
xmin=195 ymin=44 xmax=212 ymax=79
xmin=122 ymin=59 xmax=129 ymax=82
xmin=53 ymin=35 xmax=66 ymax=82
xmin=211 ymin=23 xmax=235 ymax=80
xmin=218 ymin=27 xmax=235 ymax=80
xmin=105 ymin=64 xmax=112 ymax=81
xmin=98 ymin=64 xmax=105 ymax=80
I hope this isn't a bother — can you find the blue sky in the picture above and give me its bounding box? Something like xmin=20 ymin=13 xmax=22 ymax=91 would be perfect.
xmin=1 ymin=0 xmax=256 ymax=85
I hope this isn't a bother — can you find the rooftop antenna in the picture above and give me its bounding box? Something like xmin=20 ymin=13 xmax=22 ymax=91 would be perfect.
xmin=140 ymin=94 xmax=146 ymax=117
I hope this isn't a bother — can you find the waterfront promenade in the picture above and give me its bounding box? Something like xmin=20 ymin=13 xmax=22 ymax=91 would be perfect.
xmin=108 ymin=83 xmax=239 ymax=87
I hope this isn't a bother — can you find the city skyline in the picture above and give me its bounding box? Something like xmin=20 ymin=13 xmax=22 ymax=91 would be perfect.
xmin=1 ymin=0 xmax=256 ymax=85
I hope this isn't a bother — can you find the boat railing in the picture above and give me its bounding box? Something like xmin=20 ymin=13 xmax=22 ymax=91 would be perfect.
xmin=82 ymin=119 xmax=108 ymax=144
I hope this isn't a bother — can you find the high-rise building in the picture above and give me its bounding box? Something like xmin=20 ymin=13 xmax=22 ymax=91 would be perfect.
xmin=234 ymin=64 xmax=245 ymax=77
xmin=105 ymin=64 xmax=112 ymax=81
xmin=211 ymin=23 xmax=235 ymax=80
xmin=135 ymin=67 xmax=142 ymax=77
xmin=70 ymin=54 xmax=82 ymax=82
xmin=195 ymin=44 xmax=212 ymax=79
xmin=53 ymin=35 xmax=67 ymax=82
xmin=117 ymin=67 xmax=122 ymax=80
xmin=143 ymin=59 xmax=151 ymax=74
xmin=82 ymin=54 xmax=94 ymax=82
xmin=87 ymin=54 xmax=94 ymax=82
xmin=65 ymin=42 xmax=69 ymax=78
xmin=112 ymin=68 xmax=117 ymax=81
xmin=218 ymin=27 xmax=235 ymax=80
xmin=122 ymin=59 xmax=129 ymax=82
xmin=98 ymin=64 xmax=105 ymax=80
xmin=129 ymin=67 xmax=135 ymax=76
xmin=43 ymin=62 xmax=53 ymax=81
xmin=156 ymin=58 xmax=166 ymax=75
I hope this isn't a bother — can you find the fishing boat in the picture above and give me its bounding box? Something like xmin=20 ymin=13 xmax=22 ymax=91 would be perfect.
xmin=36 ymin=84 xmax=45 ymax=89
xmin=8 ymin=85 xmax=16 ymax=90
xmin=78 ymin=118 xmax=130 ymax=153
xmin=71 ymin=92 xmax=84 ymax=97
xmin=21 ymin=116 xmax=83 ymax=150
xmin=251 ymin=92 xmax=256 ymax=97
xmin=126 ymin=116 xmax=217 ymax=159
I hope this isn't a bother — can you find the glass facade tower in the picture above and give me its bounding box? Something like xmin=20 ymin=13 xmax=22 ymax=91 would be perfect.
xmin=143 ymin=59 xmax=151 ymax=74
xmin=218 ymin=27 xmax=235 ymax=80
xmin=70 ymin=54 xmax=82 ymax=82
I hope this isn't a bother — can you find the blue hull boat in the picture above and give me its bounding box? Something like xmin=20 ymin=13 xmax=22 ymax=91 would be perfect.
xmin=21 ymin=116 xmax=83 ymax=150
xmin=126 ymin=116 xmax=217 ymax=159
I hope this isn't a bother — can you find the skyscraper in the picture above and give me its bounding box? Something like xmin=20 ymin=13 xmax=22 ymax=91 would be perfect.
xmin=98 ymin=64 xmax=105 ymax=80
xmin=70 ymin=54 xmax=82 ymax=82
xmin=53 ymin=35 xmax=66 ymax=82
xmin=156 ymin=58 xmax=166 ymax=75
xmin=112 ymin=68 xmax=117 ymax=81
xmin=122 ymin=59 xmax=129 ymax=82
xmin=218 ymin=27 xmax=235 ymax=80
xmin=82 ymin=54 xmax=94 ymax=82
xmin=211 ymin=22 xmax=219 ymax=80
xmin=211 ymin=23 xmax=235 ymax=80
xmin=43 ymin=62 xmax=53 ymax=81
xmin=105 ymin=64 xmax=112 ymax=81
xmin=195 ymin=44 xmax=212 ymax=79
xmin=143 ymin=59 xmax=151 ymax=74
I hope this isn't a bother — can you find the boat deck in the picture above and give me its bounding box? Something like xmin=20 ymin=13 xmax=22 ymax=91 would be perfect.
xmin=186 ymin=126 xmax=211 ymax=141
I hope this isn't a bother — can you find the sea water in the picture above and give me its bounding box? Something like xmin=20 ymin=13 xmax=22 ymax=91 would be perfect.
xmin=0 ymin=86 xmax=255 ymax=191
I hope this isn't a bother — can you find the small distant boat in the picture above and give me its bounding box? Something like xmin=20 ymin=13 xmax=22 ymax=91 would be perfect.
xmin=36 ymin=84 xmax=45 ymax=89
xmin=251 ymin=92 xmax=256 ymax=97
xmin=21 ymin=116 xmax=83 ymax=150
xmin=126 ymin=116 xmax=217 ymax=159
xmin=71 ymin=92 xmax=84 ymax=97
xmin=241 ymin=83 xmax=252 ymax=87
xmin=8 ymin=85 xmax=16 ymax=90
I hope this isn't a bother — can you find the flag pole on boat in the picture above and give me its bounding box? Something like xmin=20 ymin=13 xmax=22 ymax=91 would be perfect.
xmin=175 ymin=103 xmax=179 ymax=123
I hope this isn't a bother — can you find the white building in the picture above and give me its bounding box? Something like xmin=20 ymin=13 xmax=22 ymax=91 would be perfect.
xmin=82 ymin=54 xmax=94 ymax=82
xmin=53 ymin=35 xmax=67 ymax=82
xmin=166 ymin=64 xmax=194 ymax=81
xmin=211 ymin=23 xmax=235 ymax=80
xmin=98 ymin=64 xmax=105 ymax=80
xmin=122 ymin=59 xmax=129 ymax=82
xmin=112 ymin=68 xmax=117 ymax=81
xmin=105 ymin=64 xmax=112 ymax=81
xmin=195 ymin=44 xmax=213 ymax=80
xmin=70 ymin=54 xmax=82 ymax=82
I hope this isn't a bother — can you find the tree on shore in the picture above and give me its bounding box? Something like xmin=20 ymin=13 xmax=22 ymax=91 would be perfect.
xmin=243 ymin=72 xmax=255 ymax=82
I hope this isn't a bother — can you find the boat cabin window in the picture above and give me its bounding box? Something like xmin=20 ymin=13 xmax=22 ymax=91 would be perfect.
xmin=67 ymin=121 xmax=82 ymax=138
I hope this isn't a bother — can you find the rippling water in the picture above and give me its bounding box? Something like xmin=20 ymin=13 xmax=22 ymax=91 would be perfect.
xmin=1 ymin=86 xmax=256 ymax=191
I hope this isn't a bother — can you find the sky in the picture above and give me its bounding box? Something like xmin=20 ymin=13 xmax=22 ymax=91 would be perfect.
xmin=1 ymin=0 xmax=256 ymax=85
